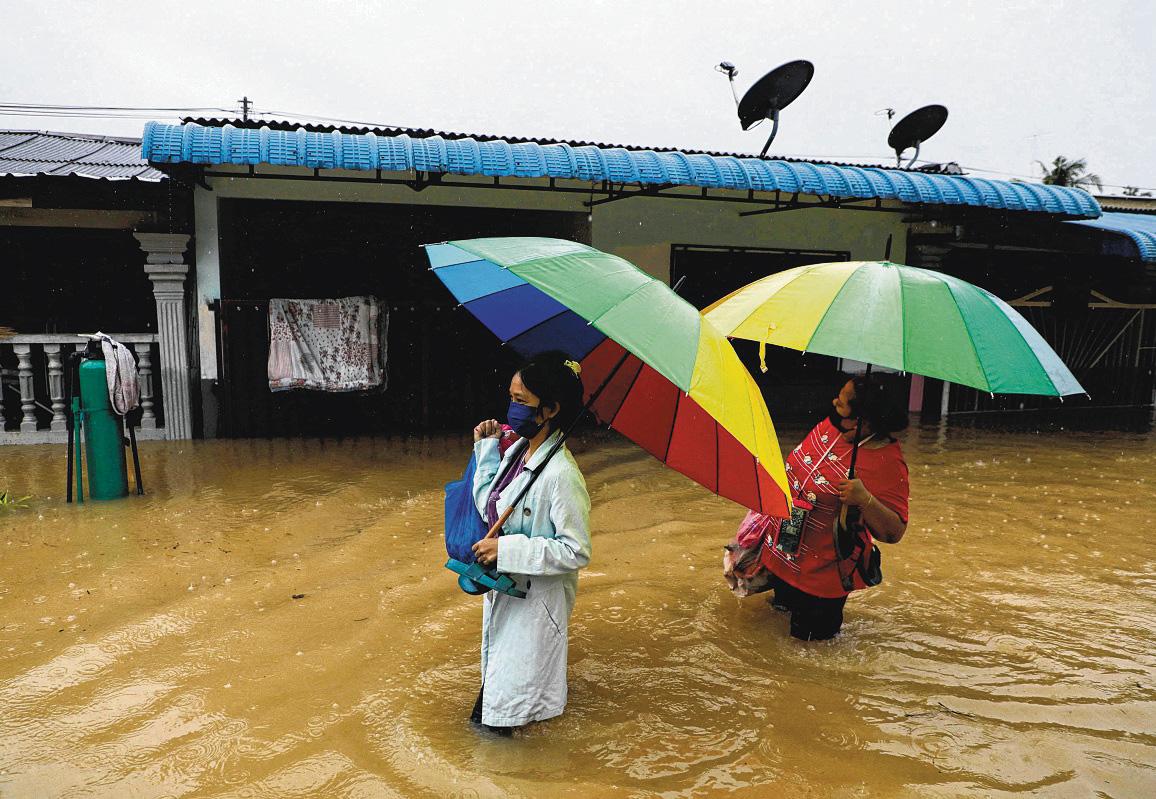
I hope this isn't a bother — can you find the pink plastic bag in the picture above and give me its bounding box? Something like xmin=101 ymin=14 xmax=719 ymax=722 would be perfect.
xmin=497 ymin=424 xmax=518 ymax=456
xmin=722 ymin=512 xmax=777 ymax=598
xmin=735 ymin=511 xmax=776 ymax=549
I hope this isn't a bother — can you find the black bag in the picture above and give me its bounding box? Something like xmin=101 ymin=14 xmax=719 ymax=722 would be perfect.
xmin=833 ymin=502 xmax=860 ymax=560
xmin=834 ymin=503 xmax=883 ymax=590
xmin=857 ymin=544 xmax=883 ymax=587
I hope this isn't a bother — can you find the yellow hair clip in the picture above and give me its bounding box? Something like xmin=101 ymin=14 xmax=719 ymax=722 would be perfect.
xmin=564 ymin=359 xmax=582 ymax=377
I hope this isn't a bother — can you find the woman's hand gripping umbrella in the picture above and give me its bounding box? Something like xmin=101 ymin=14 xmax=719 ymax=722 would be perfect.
xmin=425 ymin=237 xmax=793 ymax=596
xmin=703 ymin=258 xmax=1085 ymax=481
xmin=704 ymin=259 xmax=1085 ymax=635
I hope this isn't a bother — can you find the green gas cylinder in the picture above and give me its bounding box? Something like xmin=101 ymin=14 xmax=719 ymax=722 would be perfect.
xmin=78 ymin=358 xmax=129 ymax=500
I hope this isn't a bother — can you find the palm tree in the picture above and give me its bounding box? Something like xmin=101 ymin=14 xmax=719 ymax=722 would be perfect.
xmin=1036 ymin=156 xmax=1103 ymax=192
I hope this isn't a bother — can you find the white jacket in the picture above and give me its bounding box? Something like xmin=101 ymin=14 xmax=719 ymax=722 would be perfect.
xmin=471 ymin=430 xmax=591 ymax=726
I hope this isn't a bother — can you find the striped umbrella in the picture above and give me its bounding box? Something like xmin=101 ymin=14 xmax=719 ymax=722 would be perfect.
xmin=703 ymin=260 xmax=1084 ymax=397
xmin=424 ymin=237 xmax=791 ymax=517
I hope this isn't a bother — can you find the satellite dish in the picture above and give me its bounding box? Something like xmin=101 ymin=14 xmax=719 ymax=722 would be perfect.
xmin=888 ymin=104 xmax=948 ymax=168
xmin=719 ymin=60 xmax=815 ymax=158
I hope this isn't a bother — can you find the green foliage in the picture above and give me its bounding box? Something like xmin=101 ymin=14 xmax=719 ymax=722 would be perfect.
xmin=0 ymin=490 xmax=31 ymax=510
xmin=1036 ymin=156 xmax=1103 ymax=193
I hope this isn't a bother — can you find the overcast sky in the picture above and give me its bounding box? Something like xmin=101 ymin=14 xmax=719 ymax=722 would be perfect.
xmin=4 ymin=0 xmax=1154 ymax=193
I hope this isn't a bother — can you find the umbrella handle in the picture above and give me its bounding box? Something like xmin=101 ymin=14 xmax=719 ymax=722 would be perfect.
xmin=847 ymin=415 xmax=863 ymax=479
xmin=846 ymin=363 xmax=873 ymax=479
xmin=483 ymin=505 xmax=515 ymax=540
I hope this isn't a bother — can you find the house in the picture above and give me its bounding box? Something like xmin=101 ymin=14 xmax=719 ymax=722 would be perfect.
xmin=0 ymin=130 xmax=193 ymax=443
xmin=4 ymin=119 xmax=1154 ymax=442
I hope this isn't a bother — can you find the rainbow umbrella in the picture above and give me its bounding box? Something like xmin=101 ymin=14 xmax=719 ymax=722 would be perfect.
xmin=703 ymin=260 xmax=1084 ymax=397
xmin=424 ymin=237 xmax=791 ymax=517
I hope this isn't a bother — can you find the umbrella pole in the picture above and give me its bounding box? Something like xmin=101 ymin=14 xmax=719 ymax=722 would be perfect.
xmin=847 ymin=415 xmax=863 ymax=479
xmin=482 ymin=349 xmax=633 ymax=540
xmin=836 ymin=362 xmax=874 ymax=562
xmin=847 ymin=363 xmax=872 ymax=480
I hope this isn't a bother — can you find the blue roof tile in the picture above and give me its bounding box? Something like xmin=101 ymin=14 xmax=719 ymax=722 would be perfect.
xmin=141 ymin=121 xmax=1102 ymax=217
xmin=1068 ymin=212 xmax=1156 ymax=262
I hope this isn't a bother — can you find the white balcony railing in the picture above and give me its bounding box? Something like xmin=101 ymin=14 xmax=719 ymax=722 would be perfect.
xmin=0 ymin=334 xmax=164 ymax=444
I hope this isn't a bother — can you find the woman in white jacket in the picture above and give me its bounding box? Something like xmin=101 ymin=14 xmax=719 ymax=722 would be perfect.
xmin=469 ymin=352 xmax=591 ymax=733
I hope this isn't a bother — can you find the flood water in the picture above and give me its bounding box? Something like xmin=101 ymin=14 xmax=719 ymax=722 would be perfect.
xmin=2 ymin=417 xmax=1155 ymax=798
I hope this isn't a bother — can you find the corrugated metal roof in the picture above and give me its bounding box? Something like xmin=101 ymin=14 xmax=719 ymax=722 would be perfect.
xmin=1068 ymin=211 xmax=1156 ymax=262
xmin=179 ymin=115 xmax=964 ymax=174
xmin=0 ymin=132 xmax=38 ymax=150
xmin=144 ymin=121 xmax=1100 ymax=217
xmin=0 ymin=130 xmax=164 ymax=181
xmin=1094 ymin=195 xmax=1156 ymax=214
xmin=74 ymin=141 xmax=151 ymax=167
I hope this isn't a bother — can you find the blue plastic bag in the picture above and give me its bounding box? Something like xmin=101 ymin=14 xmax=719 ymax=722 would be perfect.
xmin=443 ymin=452 xmax=527 ymax=598
xmin=444 ymin=453 xmax=488 ymax=564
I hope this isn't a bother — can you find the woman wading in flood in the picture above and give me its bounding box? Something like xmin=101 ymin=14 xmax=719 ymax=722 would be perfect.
xmin=469 ymin=352 xmax=591 ymax=733
xmin=728 ymin=374 xmax=910 ymax=640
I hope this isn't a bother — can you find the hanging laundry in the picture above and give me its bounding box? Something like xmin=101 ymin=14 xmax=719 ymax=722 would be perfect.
xmin=267 ymin=297 xmax=388 ymax=392
xmin=91 ymin=332 xmax=140 ymax=415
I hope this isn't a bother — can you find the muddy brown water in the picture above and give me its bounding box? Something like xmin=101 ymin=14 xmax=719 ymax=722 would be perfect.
xmin=1 ymin=419 xmax=1154 ymax=798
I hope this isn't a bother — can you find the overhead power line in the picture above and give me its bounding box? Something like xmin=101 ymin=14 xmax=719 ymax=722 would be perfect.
xmin=1 ymin=101 xmax=1152 ymax=192
xmin=0 ymin=111 xmax=194 ymax=120
xmin=0 ymin=102 xmax=234 ymax=112
xmin=0 ymin=102 xmax=235 ymax=122
xmin=259 ymin=108 xmax=415 ymax=130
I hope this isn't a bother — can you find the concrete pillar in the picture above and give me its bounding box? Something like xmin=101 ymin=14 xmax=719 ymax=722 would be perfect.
xmin=135 ymin=232 xmax=193 ymax=440
xmin=939 ymin=380 xmax=952 ymax=419
xmin=194 ymin=188 xmax=221 ymax=382
xmin=193 ymin=188 xmax=221 ymax=438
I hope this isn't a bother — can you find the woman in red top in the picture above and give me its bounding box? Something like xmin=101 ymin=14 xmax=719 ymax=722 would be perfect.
xmin=744 ymin=374 xmax=910 ymax=640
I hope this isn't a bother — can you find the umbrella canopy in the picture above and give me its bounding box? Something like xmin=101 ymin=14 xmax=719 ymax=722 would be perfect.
xmin=703 ymin=260 xmax=1084 ymax=397
xmin=424 ymin=237 xmax=790 ymax=517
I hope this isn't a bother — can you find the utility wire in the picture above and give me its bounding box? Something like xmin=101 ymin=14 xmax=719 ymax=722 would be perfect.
xmin=2 ymin=102 xmax=1153 ymax=192
xmin=778 ymin=151 xmax=1155 ymax=192
xmin=0 ymin=102 xmax=235 ymax=113
xmin=259 ymin=108 xmax=416 ymax=130
xmin=0 ymin=111 xmax=191 ymax=120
